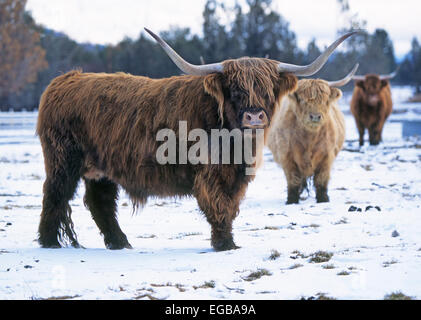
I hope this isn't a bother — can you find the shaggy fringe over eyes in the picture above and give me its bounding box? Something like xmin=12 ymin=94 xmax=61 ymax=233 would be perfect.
xmin=294 ymin=79 xmax=332 ymax=105
xmin=222 ymin=58 xmax=280 ymax=109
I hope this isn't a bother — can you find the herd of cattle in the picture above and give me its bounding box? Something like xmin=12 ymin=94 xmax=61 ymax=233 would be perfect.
xmin=35 ymin=29 xmax=397 ymax=251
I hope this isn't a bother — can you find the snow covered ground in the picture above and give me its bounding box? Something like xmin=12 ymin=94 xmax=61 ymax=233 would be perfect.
xmin=0 ymin=87 xmax=420 ymax=300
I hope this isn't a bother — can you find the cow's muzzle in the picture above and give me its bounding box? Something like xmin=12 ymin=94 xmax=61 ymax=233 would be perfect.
xmin=309 ymin=113 xmax=322 ymax=123
xmin=241 ymin=110 xmax=269 ymax=129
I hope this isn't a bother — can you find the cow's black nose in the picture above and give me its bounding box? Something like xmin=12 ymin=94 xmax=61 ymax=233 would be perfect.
xmin=242 ymin=110 xmax=268 ymax=128
xmin=309 ymin=113 xmax=322 ymax=123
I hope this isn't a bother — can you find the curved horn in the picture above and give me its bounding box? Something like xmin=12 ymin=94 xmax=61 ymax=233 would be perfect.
xmin=278 ymin=31 xmax=359 ymax=76
xmin=352 ymin=74 xmax=366 ymax=81
xmin=379 ymin=68 xmax=399 ymax=80
xmin=326 ymin=63 xmax=359 ymax=87
xmin=144 ymin=28 xmax=223 ymax=76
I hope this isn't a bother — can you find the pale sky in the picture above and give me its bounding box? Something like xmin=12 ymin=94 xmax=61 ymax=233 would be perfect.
xmin=26 ymin=0 xmax=421 ymax=58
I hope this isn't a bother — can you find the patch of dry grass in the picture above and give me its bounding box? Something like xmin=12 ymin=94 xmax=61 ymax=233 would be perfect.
xmin=384 ymin=292 xmax=413 ymax=300
xmin=268 ymin=249 xmax=281 ymax=260
xmin=243 ymin=269 xmax=272 ymax=282
xmin=309 ymin=251 xmax=333 ymax=263
xmin=193 ymin=280 xmax=216 ymax=290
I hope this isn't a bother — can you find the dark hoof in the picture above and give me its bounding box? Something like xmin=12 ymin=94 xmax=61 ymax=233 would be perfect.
xmin=71 ymin=241 xmax=84 ymax=249
xmin=104 ymin=233 xmax=132 ymax=250
xmin=212 ymin=238 xmax=239 ymax=252
xmin=41 ymin=244 xmax=62 ymax=249
xmin=316 ymin=198 xmax=329 ymax=203
xmin=105 ymin=241 xmax=133 ymax=250
xmin=286 ymin=199 xmax=299 ymax=205
xmin=39 ymin=237 xmax=62 ymax=248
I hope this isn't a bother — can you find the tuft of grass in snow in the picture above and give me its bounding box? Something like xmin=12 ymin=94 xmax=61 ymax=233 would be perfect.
xmin=264 ymin=226 xmax=280 ymax=230
xmin=289 ymin=263 xmax=303 ymax=270
xmin=28 ymin=174 xmax=42 ymax=180
xmin=36 ymin=295 xmax=81 ymax=300
xmin=360 ymin=164 xmax=373 ymax=171
xmin=383 ymin=259 xmax=399 ymax=267
xmin=302 ymin=292 xmax=337 ymax=300
xmin=337 ymin=270 xmax=351 ymax=276
xmin=384 ymin=292 xmax=414 ymax=300
xmin=134 ymin=293 xmax=160 ymax=300
xmin=136 ymin=234 xmax=156 ymax=239
xmin=309 ymin=251 xmax=333 ymax=263
xmin=169 ymin=232 xmax=202 ymax=240
xmin=268 ymin=249 xmax=281 ymax=260
xmin=290 ymin=250 xmax=309 ymax=260
xmin=243 ymin=269 xmax=272 ymax=282
xmin=303 ymin=224 xmax=320 ymax=228
xmin=150 ymin=282 xmax=186 ymax=292
xmin=314 ymin=293 xmax=336 ymax=300
xmin=322 ymin=264 xmax=336 ymax=269
xmin=333 ymin=217 xmax=348 ymax=225
xmin=193 ymin=280 xmax=216 ymax=290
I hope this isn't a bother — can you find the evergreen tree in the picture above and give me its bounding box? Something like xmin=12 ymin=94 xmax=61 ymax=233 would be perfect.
xmin=400 ymin=38 xmax=421 ymax=93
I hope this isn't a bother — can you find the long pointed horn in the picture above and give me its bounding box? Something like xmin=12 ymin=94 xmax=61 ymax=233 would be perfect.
xmin=278 ymin=31 xmax=359 ymax=76
xmin=145 ymin=28 xmax=223 ymax=76
xmin=326 ymin=63 xmax=359 ymax=87
xmin=379 ymin=68 xmax=399 ymax=80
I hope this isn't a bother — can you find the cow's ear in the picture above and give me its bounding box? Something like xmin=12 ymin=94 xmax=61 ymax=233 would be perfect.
xmin=204 ymin=73 xmax=225 ymax=124
xmin=355 ymin=80 xmax=365 ymax=90
xmin=279 ymin=73 xmax=298 ymax=95
xmin=329 ymin=87 xmax=342 ymax=102
xmin=288 ymin=91 xmax=300 ymax=103
xmin=380 ymin=80 xmax=389 ymax=89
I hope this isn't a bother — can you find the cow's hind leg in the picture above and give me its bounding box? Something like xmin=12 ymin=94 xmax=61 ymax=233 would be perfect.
xmin=84 ymin=178 xmax=132 ymax=250
xmin=38 ymin=137 xmax=82 ymax=248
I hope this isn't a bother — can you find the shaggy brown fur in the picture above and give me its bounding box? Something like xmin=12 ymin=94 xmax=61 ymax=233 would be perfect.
xmin=350 ymin=75 xmax=393 ymax=146
xmin=36 ymin=58 xmax=297 ymax=251
xmin=267 ymin=79 xmax=345 ymax=204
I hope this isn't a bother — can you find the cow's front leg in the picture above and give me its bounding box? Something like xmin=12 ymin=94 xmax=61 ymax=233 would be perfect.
xmin=314 ymin=158 xmax=332 ymax=203
xmin=285 ymin=166 xmax=304 ymax=204
xmin=196 ymin=191 xmax=240 ymax=251
xmin=356 ymin=120 xmax=365 ymax=146
xmin=209 ymin=217 xmax=238 ymax=251
xmin=368 ymin=119 xmax=385 ymax=146
xmin=194 ymin=168 xmax=247 ymax=251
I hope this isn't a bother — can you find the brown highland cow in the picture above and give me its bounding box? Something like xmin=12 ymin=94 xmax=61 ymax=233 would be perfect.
xmin=36 ymin=28 xmax=355 ymax=250
xmin=268 ymin=64 xmax=359 ymax=204
xmin=350 ymin=71 xmax=397 ymax=146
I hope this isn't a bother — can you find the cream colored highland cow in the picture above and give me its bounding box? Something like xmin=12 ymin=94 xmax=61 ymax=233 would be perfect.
xmin=268 ymin=64 xmax=358 ymax=204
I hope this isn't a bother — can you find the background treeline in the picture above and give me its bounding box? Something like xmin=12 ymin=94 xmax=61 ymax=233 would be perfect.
xmin=1 ymin=0 xmax=421 ymax=110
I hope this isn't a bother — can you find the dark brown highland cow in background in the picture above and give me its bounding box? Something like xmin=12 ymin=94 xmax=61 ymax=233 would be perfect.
xmin=36 ymin=28 xmax=355 ymax=251
xmin=350 ymin=71 xmax=397 ymax=146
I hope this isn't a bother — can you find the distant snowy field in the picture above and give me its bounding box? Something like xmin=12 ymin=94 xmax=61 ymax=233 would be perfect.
xmin=0 ymin=87 xmax=420 ymax=300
